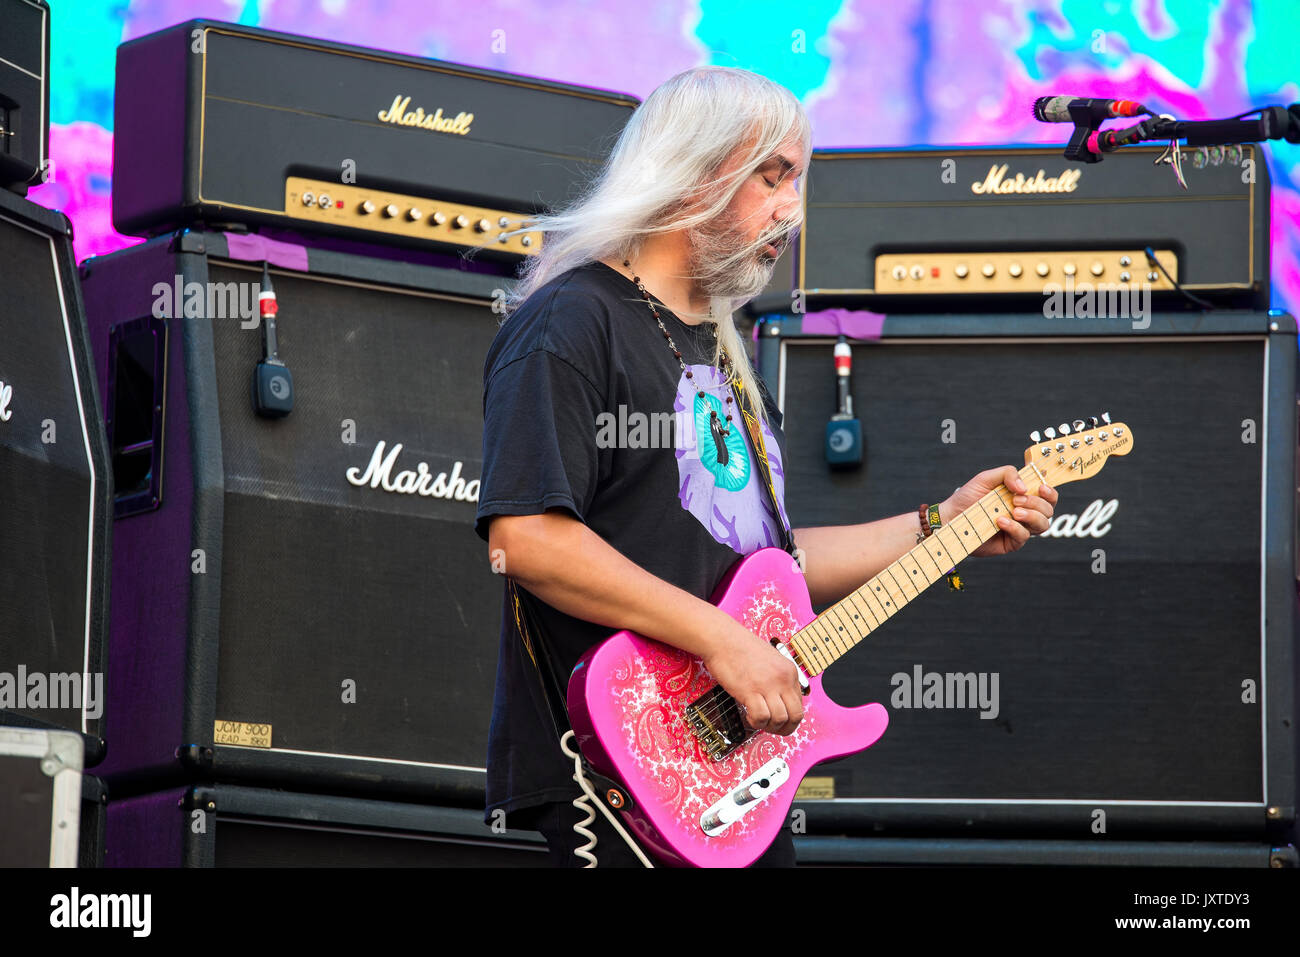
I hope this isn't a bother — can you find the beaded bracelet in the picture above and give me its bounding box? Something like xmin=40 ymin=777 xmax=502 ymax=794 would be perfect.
xmin=917 ymin=503 xmax=941 ymax=541
xmin=918 ymin=503 xmax=964 ymax=591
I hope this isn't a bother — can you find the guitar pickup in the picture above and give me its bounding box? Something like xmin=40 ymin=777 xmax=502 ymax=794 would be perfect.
xmin=699 ymin=759 xmax=789 ymax=836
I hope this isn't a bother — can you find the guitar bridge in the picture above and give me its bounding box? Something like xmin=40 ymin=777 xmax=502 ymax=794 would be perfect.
xmin=684 ymin=685 xmax=754 ymax=760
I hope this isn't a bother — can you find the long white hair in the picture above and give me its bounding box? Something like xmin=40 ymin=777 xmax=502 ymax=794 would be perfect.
xmin=498 ymin=66 xmax=811 ymax=426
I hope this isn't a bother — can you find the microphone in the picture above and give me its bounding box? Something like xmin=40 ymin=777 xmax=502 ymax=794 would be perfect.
xmin=1033 ymin=96 xmax=1146 ymax=123
xmin=251 ymin=262 xmax=294 ymax=418
xmin=824 ymin=336 xmax=862 ymax=469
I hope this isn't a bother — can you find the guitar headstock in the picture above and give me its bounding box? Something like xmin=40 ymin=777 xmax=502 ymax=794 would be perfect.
xmin=1023 ymin=413 xmax=1133 ymax=488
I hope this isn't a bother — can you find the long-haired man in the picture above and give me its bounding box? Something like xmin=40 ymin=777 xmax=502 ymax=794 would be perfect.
xmin=474 ymin=67 xmax=1057 ymax=867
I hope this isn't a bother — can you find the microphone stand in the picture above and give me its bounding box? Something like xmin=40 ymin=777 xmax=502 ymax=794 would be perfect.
xmin=1062 ymin=102 xmax=1300 ymax=163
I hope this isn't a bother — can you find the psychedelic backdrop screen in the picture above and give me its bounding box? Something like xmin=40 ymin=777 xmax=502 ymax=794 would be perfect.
xmin=28 ymin=0 xmax=1300 ymax=313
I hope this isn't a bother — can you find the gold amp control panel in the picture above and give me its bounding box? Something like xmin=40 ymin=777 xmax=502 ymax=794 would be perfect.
xmin=874 ymin=249 xmax=1178 ymax=293
xmin=284 ymin=177 xmax=542 ymax=254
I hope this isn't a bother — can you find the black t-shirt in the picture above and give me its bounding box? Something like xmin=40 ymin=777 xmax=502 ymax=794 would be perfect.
xmin=473 ymin=260 xmax=792 ymax=822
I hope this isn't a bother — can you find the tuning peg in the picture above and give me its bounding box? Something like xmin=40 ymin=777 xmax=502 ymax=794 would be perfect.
xmin=1089 ymin=416 xmax=1099 ymax=429
xmin=1030 ymin=430 xmax=1042 ymax=443
xmin=1059 ymin=422 xmax=1070 ymax=435
xmin=1044 ymin=427 xmax=1056 ymax=439
xmin=1073 ymin=419 xmax=1085 ymax=432
xmin=1101 ymin=412 xmax=1111 ymax=425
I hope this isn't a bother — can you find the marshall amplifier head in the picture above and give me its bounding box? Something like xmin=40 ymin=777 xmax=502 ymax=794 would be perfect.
xmin=0 ymin=0 xmax=51 ymax=194
xmin=111 ymin=20 xmax=639 ymax=258
xmin=796 ymin=145 xmax=1270 ymax=311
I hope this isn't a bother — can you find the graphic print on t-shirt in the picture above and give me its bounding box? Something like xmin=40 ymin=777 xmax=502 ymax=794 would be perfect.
xmin=672 ymin=364 xmax=791 ymax=554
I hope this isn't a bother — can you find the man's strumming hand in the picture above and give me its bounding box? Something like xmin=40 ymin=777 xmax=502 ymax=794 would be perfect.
xmin=701 ymin=619 xmax=804 ymax=736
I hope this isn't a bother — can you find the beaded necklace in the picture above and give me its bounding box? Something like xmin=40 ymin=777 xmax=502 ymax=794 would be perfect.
xmin=622 ymin=258 xmax=734 ymax=438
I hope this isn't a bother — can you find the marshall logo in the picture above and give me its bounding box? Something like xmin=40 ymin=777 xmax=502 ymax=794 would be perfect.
xmin=346 ymin=440 xmax=480 ymax=502
xmin=1040 ymin=498 xmax=1117 ymax=538
xmin=971 ymin=164 xmax=1082 ymax=195
xmin=0 ymin=379 xmax=12 ymax=422
xmin=377 ymin=95 xmax=473 ymax=135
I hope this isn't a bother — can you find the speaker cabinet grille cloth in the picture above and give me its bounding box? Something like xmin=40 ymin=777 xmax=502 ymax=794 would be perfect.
xmin=82 ymin=230 xmax=506 ymax=798
xmin=756 ymin=311 xmax=1296 ymax=833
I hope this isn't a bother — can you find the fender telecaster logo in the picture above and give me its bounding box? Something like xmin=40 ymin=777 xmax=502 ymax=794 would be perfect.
xmin=1075 ymin=433 xmax=1130 ymax=474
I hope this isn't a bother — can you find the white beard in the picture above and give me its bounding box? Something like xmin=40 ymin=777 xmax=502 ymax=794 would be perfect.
xmin=687 ymin=214 xmax=785 ymax=305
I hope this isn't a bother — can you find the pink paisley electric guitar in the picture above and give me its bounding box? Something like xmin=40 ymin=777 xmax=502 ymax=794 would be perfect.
xmin=568 ymin=418 xmax=1133 ymax=867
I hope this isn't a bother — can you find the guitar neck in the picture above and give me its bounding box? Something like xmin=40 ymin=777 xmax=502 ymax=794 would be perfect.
xmin=790 ymin=464 xmax=1039 ymax=676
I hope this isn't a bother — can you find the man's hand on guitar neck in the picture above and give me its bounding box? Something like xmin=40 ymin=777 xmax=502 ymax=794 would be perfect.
xmin=939 ymin=465 xmax=1059 ymax=558
xmin=791 ymin=465 xmax=1060 ymax=605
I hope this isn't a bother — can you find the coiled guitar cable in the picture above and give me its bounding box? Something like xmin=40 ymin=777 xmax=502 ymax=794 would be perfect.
xmin=560 ymin=730 xmax=655 ymax=868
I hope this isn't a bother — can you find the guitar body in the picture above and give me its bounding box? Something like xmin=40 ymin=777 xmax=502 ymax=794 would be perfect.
xmin=566 ymin=418 xmax=1133 ymax=867
xmin=567 ymin=546 xmax=890 ymax=867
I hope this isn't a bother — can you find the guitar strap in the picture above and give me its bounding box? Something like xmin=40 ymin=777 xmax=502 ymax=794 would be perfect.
xmin=505 ymin=576 xmax=634 ymax=812
xmin=506 ymin=576 xmax=573 ymax=744
xmin=730 ymin=376 xmax=798 ymax=558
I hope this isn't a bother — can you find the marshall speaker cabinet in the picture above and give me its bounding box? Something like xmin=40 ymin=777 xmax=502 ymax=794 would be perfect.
xmin=81 ymin=229 xmax=511 ymax=801
xmin=0 ymin=187 xmax=112 ymax=763
xmin=753 ymin=308 xmax=1297 ymax=842
xmin=105 ymin=784 xmax=547 ymax=867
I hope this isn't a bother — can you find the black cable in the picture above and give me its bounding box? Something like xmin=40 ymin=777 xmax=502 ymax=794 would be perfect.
xmin=1144 ymin=246 xmax=1215 ymax=309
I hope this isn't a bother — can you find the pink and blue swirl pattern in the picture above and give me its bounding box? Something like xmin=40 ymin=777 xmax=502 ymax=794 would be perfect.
xmin=27 ymin=0 xmax=1300 ymax=315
